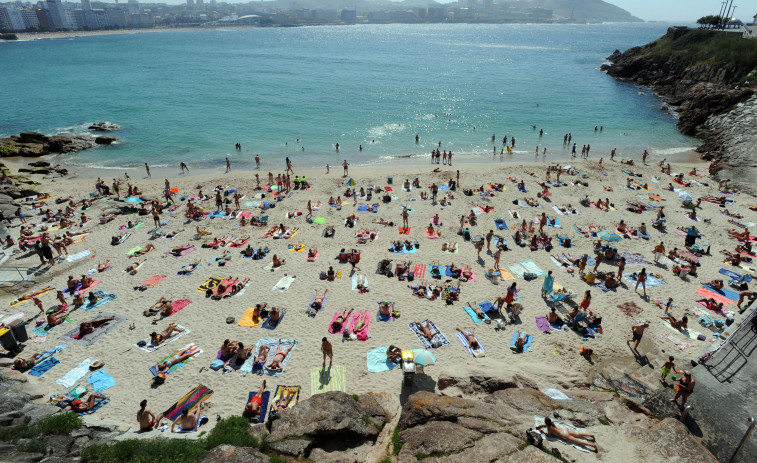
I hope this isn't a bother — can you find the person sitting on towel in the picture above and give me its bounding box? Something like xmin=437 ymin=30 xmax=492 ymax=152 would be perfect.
xmin=268 ymin=307 xmax=282 ymax=326
xmin=546 ymin=308 xmax=564 ymax=327
xmin=386 ymin=345 xmax=402 ymax=363
xmin=244 ymin=380 xmax=267 ymax=416
xmin=171 ymin=403 xmax=204 ymax=433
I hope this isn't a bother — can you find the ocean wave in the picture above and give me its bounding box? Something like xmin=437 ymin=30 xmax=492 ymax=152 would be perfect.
xmin=367 ymin=123 xmax=406 ymax=139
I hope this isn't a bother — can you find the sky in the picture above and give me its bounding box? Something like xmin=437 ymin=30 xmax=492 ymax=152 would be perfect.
xmin=596 ymin=1 xmax=745 ymax=23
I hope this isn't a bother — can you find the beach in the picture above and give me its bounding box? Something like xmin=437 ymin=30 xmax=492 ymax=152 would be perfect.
xmin=1 ymin=155 xmax=752 ymax=438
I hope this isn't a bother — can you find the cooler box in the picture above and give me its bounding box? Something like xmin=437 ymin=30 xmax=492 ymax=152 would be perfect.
xmin=10 ymin=320 xmax=28 ymax=343
xmin=0 ymin=327 xmax=18 ymax=351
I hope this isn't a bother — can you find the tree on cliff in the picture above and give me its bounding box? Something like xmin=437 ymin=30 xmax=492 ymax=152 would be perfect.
xmin=697 ymin=15 xmax=723 ymax=29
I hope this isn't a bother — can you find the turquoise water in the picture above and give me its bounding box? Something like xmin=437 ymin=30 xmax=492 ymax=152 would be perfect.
xmin=0 ymin=23 xmax=697 ymax=169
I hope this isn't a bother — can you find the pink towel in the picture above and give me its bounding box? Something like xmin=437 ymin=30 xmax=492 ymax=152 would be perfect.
xmin=350 ymin=313 xmax=371 ymax=340
xmin=695 ymin=288 xmax=733 ymax=307
xmin=306 ymin=252 xmax=319 ymax=262
xmin=165 ymin=246 xmax=195 ymax=259
xmin=238 ymin=211 xmax=253 ymax=218
xmin=140 ymin=275 xmax=166 ymax=288
xmin=413 ymin=264 xmax=426 ymax=279
xmin=79 ymin=280 xmax=102 ymax=293
xmin=166 ymin=299 xmax=192 ymax=316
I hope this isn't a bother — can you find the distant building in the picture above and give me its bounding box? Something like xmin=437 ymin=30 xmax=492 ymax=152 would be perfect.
xmin=0 ymin=7 xmax=25 ymax=31
xmin=81 ymin=0 xmax=91 ymax=11
xmin=427 ymin=7 xmax=447 ymax=20
xmin=196 ymin=0 xmax=204 ymax=10
xmin=44 ymin=0 xmax=67 ymax=30
xmin=20 ymin=9 xmax=40 ymax=30
xmin=340 ymin=9 xmax=356 ymax=23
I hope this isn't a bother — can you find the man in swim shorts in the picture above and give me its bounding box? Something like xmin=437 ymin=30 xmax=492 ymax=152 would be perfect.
xmin=626 ymin=322 xmax=649 ymax=352
xmin=137 ymin=399 xmax=157 ymax=432
xmin=244 ymin=380 xmax=267 ymax=416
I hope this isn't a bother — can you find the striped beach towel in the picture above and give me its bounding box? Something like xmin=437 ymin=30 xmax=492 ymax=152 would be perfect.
xmin=163 ymin=384 xmax=214 ymax=422
xmin=311 ymin=365 xmax=346 ymax=395
xmin=456 ymin=330 xmax=486 ymax=356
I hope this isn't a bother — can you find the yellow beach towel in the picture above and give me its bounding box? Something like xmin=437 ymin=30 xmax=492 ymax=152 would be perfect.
xmin=238 ymin=308 xmax=263 ymax=328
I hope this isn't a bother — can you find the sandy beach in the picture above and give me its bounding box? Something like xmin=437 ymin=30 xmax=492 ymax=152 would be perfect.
xmin=1 ymin=154 xmax=753 ymax=441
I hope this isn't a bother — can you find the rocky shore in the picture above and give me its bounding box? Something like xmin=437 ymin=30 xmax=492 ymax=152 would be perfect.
xmin=601 ymin=26 xmax=757 ymax=191
xmin=0 ymin=362 xmax=719 ymax=463
xmin=0 ymin=122 xmax=121 ymax=158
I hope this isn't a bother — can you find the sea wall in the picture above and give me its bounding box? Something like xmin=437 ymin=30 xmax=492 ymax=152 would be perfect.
xmin=602 ymin=27 xmax=757 ymax=190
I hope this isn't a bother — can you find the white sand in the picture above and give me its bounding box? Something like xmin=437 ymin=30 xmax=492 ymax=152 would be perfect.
xmin=2 ymin=157 xmax=752 ymax=434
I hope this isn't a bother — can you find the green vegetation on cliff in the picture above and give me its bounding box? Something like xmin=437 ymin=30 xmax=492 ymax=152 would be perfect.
xmin=645 ymin=28 xmax=757 ymax=80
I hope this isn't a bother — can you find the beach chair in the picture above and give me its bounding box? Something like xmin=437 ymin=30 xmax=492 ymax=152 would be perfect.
xmin=485 ymin=268 xmax=501 ymax=284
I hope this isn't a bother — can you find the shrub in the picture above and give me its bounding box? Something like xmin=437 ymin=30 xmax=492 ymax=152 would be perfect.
xmin=81 ymin=439 xmax=206 ymax=463
xmin=37 ymin=413 xmax=82 ymax=435
xmin=203 ymin=416 xmax=258 ymax=450
xmin=391 ymin=426 xmax=403 ymax=455
xmin=0 ymin=425 xmax=38 ymax=443
xmin=16 ymin=438 xmax=47 ymax=454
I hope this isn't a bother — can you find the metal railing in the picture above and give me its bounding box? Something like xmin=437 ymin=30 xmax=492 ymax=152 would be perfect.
xmin=729 ymin=417 xmax=755 ymax=463
xmin=700 ymin=308 xmax=757 ymax=364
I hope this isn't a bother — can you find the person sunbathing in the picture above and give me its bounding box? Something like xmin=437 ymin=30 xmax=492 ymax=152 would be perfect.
xmin=150 ymin=323 xmax=184 ymax=346
xmin=71 ymin=393 xmax=108 ymax=413
xmin=460 ymin=266 xmax=473 ymax=281
xmin=412 ymin=283 xmax=427 ymax=298
xmin=702 ymin=279 xmax=724 ymax=291
xmin=723 ymin=252 xmax=744 ymax=266
xmin=696 ymin=298 xmax=724 ymax=311
xmin=737 ymin=242 xmax=753 ymax=255
xmin=310 ymin=290 xmax=328 ymax=310
xmin=661 ymin=314 xmax=688 ymax=331
xmin=229 ymin=278 xmax=250 ymax=296
xmin=244 ymin=380 xmax=267 ymax=415
xmin=196 ymin=226 xmax=211 ymax=236
xmin=379 ymin=301 xmax=392 ymax=318
xmin=265 ymin=339 xmax=297 ymax=372
xmin=111 ymin=233 xmax=128 ymax=245
xmin=126 ymin=260 xmax=145 ymax=275
xmin=179 ymin=260 xmax=200 ymax=274
xmin=165 ymin=229 xmax=184 ymax=239
xmin=723 ymin=209 xmax=742 ymax=219
xmin=386 ymin=345 xmax=402 ymax=363
xmin=16 ymin=286 xmax=54 ymax=302
xmin=13 ymin=351 xmax=54 ymax=372
xmin=147 ymin=297 xmax=173 ymax=317
xmin=250 ymin=344 xmax=270 ymax=370
xmin=169 ymin=244 xmax=193 ymax=257
xmin=331 ymin=308 xmax=354 ymax=331
xmin=456 ymin=328 xmax=480 ymax=350
xmin=46 ymin=308 xmax=68 ymax=327
xmin=448 ymin=264 xmax=461 ymax=278
xmin=415 ymin=319 xmax=439 ymax=341
xmin=546 ymin=308 xmax=563 ymax=326
xmin=77 ymin=316 xmax=115 ymax=338
xmin=273 ymin=388 xmax=297 ymax=412
xmin=308 ymin=248 xmax=318 ymax=259
xmin=728 ymin=228 xmax=750 ymax=241
xmin=738 ymin=291 xmax=757 ymax=309
xmin=396 ymin=261 xmax=409 ymax=277
xmin=241 ymin=244 xmax=255 ymax=257
xmin=132 ymin=244 xmax=156 ymax=257
xmin=323 ymin=226 xmax=335 ymax=238
xmin=355 ymin=273 xmax=367 ymax=292
xmin=352 ymin=313 xmax=368 ymax=333
xmin=514 ymin=332 xmax=529 ymax=352
xmin=537 ymin=417 xmax=597 ymax=452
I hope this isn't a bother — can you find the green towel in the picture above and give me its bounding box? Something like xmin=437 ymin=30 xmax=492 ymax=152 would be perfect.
xmin=313 ymin=217 xmax=327 ymax=225
xmin=311 ymin=365 xmax=346 ymax=394
xmin=127 ymin=246 xmax=142 ymax=255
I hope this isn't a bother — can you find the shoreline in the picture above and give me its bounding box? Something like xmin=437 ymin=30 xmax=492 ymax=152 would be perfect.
xmin=5 ymin=26 xmax=255 ymax=42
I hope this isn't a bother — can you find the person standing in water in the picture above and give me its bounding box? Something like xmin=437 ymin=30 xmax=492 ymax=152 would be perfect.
xmin=225 ymin=157 xmax=231 ymax=173
xmin=144 ymin=163 xmax=151 ymax=179
xmin=255 ymin=155 xmax=260 ymax=169
xmin=179 ymin=162 xmax=189 ymax=174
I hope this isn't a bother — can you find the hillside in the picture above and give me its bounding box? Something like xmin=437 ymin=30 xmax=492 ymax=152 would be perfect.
xmin=536 ymin=0 xmax=643 ymax=22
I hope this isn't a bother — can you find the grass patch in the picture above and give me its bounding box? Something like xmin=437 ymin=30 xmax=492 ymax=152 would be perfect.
xmin=269 ymin=456 xmax=287 ymax=463
xmin=517 ymin=440 xmax=530 ymax=451
xmin=391 ymin=426 xmax=403 ymax=455
xmin=37 ymin=413 xmax=82 ymax=435
xmin=204 ymin=416 xmax=258 ymax=449
xmin=416 ymin=452 xmax=430 ymax=460
xmin=0 ymin=425 xmax=39 ymax=443
xmin=598 ymin=417 xmax=611 ymax=426
xmin=378 ymin=458 xmax=392 ymax=463
xmin=351 ymin=394 xmax=360 ymax=401
xmin=16 ymin=438 xmax=47 ymax=454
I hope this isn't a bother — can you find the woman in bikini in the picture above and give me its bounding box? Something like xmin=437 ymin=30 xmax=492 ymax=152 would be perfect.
xmin=415 ymin=319 xmax=439 ymax=341
xmin=126 ymin=260 xmax=147 ymax=275
xmin=234 ymin=342 xmax=253 ymax=367
xmin=155 ymin=347 xmax=197 ymax=380
xmin=252 ymin=345 xmax=270 ymax=370
xmin=352 ymin=313 xmax=368 ymax=333
xmin=536 ymin=417 xmax=597 ymax=452
xmin=150 ymin=323 xmax=184 ymax=346
xmin=661 ymin=314 xmax=688 ymax=331
xmin=70 ymin=393 xmax=108 ymax=413
xmin=331 ymin=308 xmax=354 ymax=332
xmin=310 ymin=290 xmax=328 ymax=309
xmin=273 ymin=389 xmax=297 ymax=412
xmin=77 ymin=316 xmax=115 ymax=338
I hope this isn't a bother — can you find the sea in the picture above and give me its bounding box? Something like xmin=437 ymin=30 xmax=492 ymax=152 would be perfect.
xmin=0 ymin=22 xmax=698 ymax=171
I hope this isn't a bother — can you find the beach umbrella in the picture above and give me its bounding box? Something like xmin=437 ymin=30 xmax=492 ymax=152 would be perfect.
xmin=678 ymin=191 xmax=693 ymax=202
xmin=124 ymin=197 xmax=141 ymax=203
xmin=412 ymin=349 xmax=437 ymax=366
xmin=598 ymin=230 xmax=621 ymax=242
xmin=170 ymin=188 xmax=179 ymax=193
xmin=346 ymin=178 xmax=356 ymax=186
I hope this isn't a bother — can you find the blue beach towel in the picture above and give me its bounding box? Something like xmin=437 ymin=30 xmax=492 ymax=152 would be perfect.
xmin=463 ymin=306 xmax=490 ymax=323
xmin=509 ymin=331 xmax=533 ymax=352
xmin=29 ymin=357 xmax=60 ymax=377
xmin=495 ymin=218 xmax=509 ymax=230
xmin=705 ymin=285 xmax=739 ymax=302
xmin=87 ymin=369 xmax=116 ymax=392
xmin=720 ymin=268 xmax=752 ymax=282
xmin=366 ymin=346 xmax=399 ymax=372
xmin=245 ymin=391 xmax=270 ymax=423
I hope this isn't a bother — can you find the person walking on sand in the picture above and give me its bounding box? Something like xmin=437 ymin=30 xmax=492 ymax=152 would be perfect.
xmin=180 ymin=162 xmax=189 ymax=174
xmin=634 ymin=267 xmax=647 ymax=296
xmin=225 ymin=157 xmax=231 ymax=173
xmin=137 ymin=399 xmax=157 ymax=432
xmin=626 ymin=322 xmax=649 ymax=351
xmin=144 ymin=163 xmax=151 ymax=179
xmin=321 ymin=337 xmax=332 ymax=367
xmin=255 ymin=155 xmax=260 ymax=169
xmin=541 ymin=270 xmax=554 ymax=298
xmin=342 ymin=160 xmax=349 ymax=177
xmin=286 ymin=157 xmax=294 ymax=175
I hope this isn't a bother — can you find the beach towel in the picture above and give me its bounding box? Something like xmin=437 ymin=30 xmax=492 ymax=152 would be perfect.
xmin=165 ymin=246 xmax=195 ymax=259
xmin=408 ymin=320 xmax=449 ymax=349
xmin=367 ymin=346 xmax=399 ymax=372
xmin=398 ymin=227 xmax=411 ymax=235
xmin=311 ymin=365 xmax=346 ymax=395
xmin=617 ymin=301 xmax=643 ymax=317
xmin=412 ymin=263 xmax=426 ymax=278
xmin=517 ymin=200 xmax=542 ymax=208
xmin=661 ymin=333 xmax=695 ymax=350
xmin=535 ymin=316 xmax=552 ymax=332
xmin=238 ymin=308 xmax=263 ymax=328
xmin=463 ymin=306 xmax=490 ymax=323
xmin=661 ymin=320 xmax=703 ymax=340
xmin=196 ymin=277 xmax=222 ymax=293
xmin=704 ymin=285 xmax=740 ymax=301
xmin=163 ymin=384 xmax=214 ymax=422
xmin=377 ymin=302 xmax=394 ymax=322
xmin=424 ymin=229 xmax=440 ymax=239
xmin=56 ymin=358 xmax=94 ymax=388
xmin=257 ymin=338 xmax=298 ymax=377
xmin=209 ymin=211 xmax=225 ymax=219
xmin=351 ymin=274 xmax=368 ymax=291
xmin=135 ymin=325 xmax=190 ymax=352
xmin=33 ymin=316 xmax=74 ymax=337
xmin=313 ymin=216 xmax=327 ymax=225
xmin=244 ymin=391 xmax=270 ymax=423
xmin=456 ymin=330 xmax=486 ymax=356
xmin=720 ymin=268 xmax=752 ymax=282
xmin=622 ymin=273 xmax=666 ymax=288
xmin=149 ymin=343 xmax=202 ymax=377
xmin=521 ymin=259 xmax=545 ymax=276
xmin=507 ymin=262 xmax=527 ymax=279
xmin=495 ymin=218 xmax=509 ymax=230
xmin=61 ymin=313 xmax=128 ymax=347
xmin=262 ymin=309 xmax=287 ymax=330
xmin=619 ymin=252 xmax=650 ymax=265
xmin=509 ymin=330 xmax=533 ymax=352
xmin=534 ymin=416 xmax=592 ymax=453
xmin=78 ymin=397 xmax=110 ymax=416
xmin=138 ymin=275 xmax=166 ymax=289
xmin=328 ymin=312 xmax=353 ymax=334
xmin=391 ymin=245 xmax=417 ymax=254
xmin=695 ymin=288 xmax=735 ymax=307
xmin=66 ymin=250 xmax=91 ymax=262
xmin=87 ymin=369 xmax=116 ymax=392
xmin=162 ymin=299 xmax=191 ymax=317
xmin=272 ymin=275 xmax=296 ymax=291
xmin=306 ymin=252 xmax=319 ymax=262
xmin=29 ymin=357 xmax=60 ymax=377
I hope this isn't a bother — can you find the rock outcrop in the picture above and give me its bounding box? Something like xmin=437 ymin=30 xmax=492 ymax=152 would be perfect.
xmin=601 ymin=26 xmax=757 ymax=190
xmin=0 ymin=126 xmax=122 ymax=158
xmin=88 ymin=122 xmax=121 ymax=132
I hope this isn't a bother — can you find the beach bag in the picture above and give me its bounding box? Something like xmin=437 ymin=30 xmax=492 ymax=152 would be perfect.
xmin=697 ymin=334 xmax=706 ymax=341
xmin=210 ymin=360 xmax=224 ymax=371
xmin=526 ymin=428 xmax=543 ymax=447
xmin=407 ymin=272 xmax=414 ymax=282
xmin=356 ymin=331 xmax=368 ymax=341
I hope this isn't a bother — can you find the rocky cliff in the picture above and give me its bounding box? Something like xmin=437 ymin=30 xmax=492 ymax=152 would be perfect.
xmin=0 ymin=122 xmax=121 ymax=158
xmin=601 ymin=27 xmax=757 ymax=188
